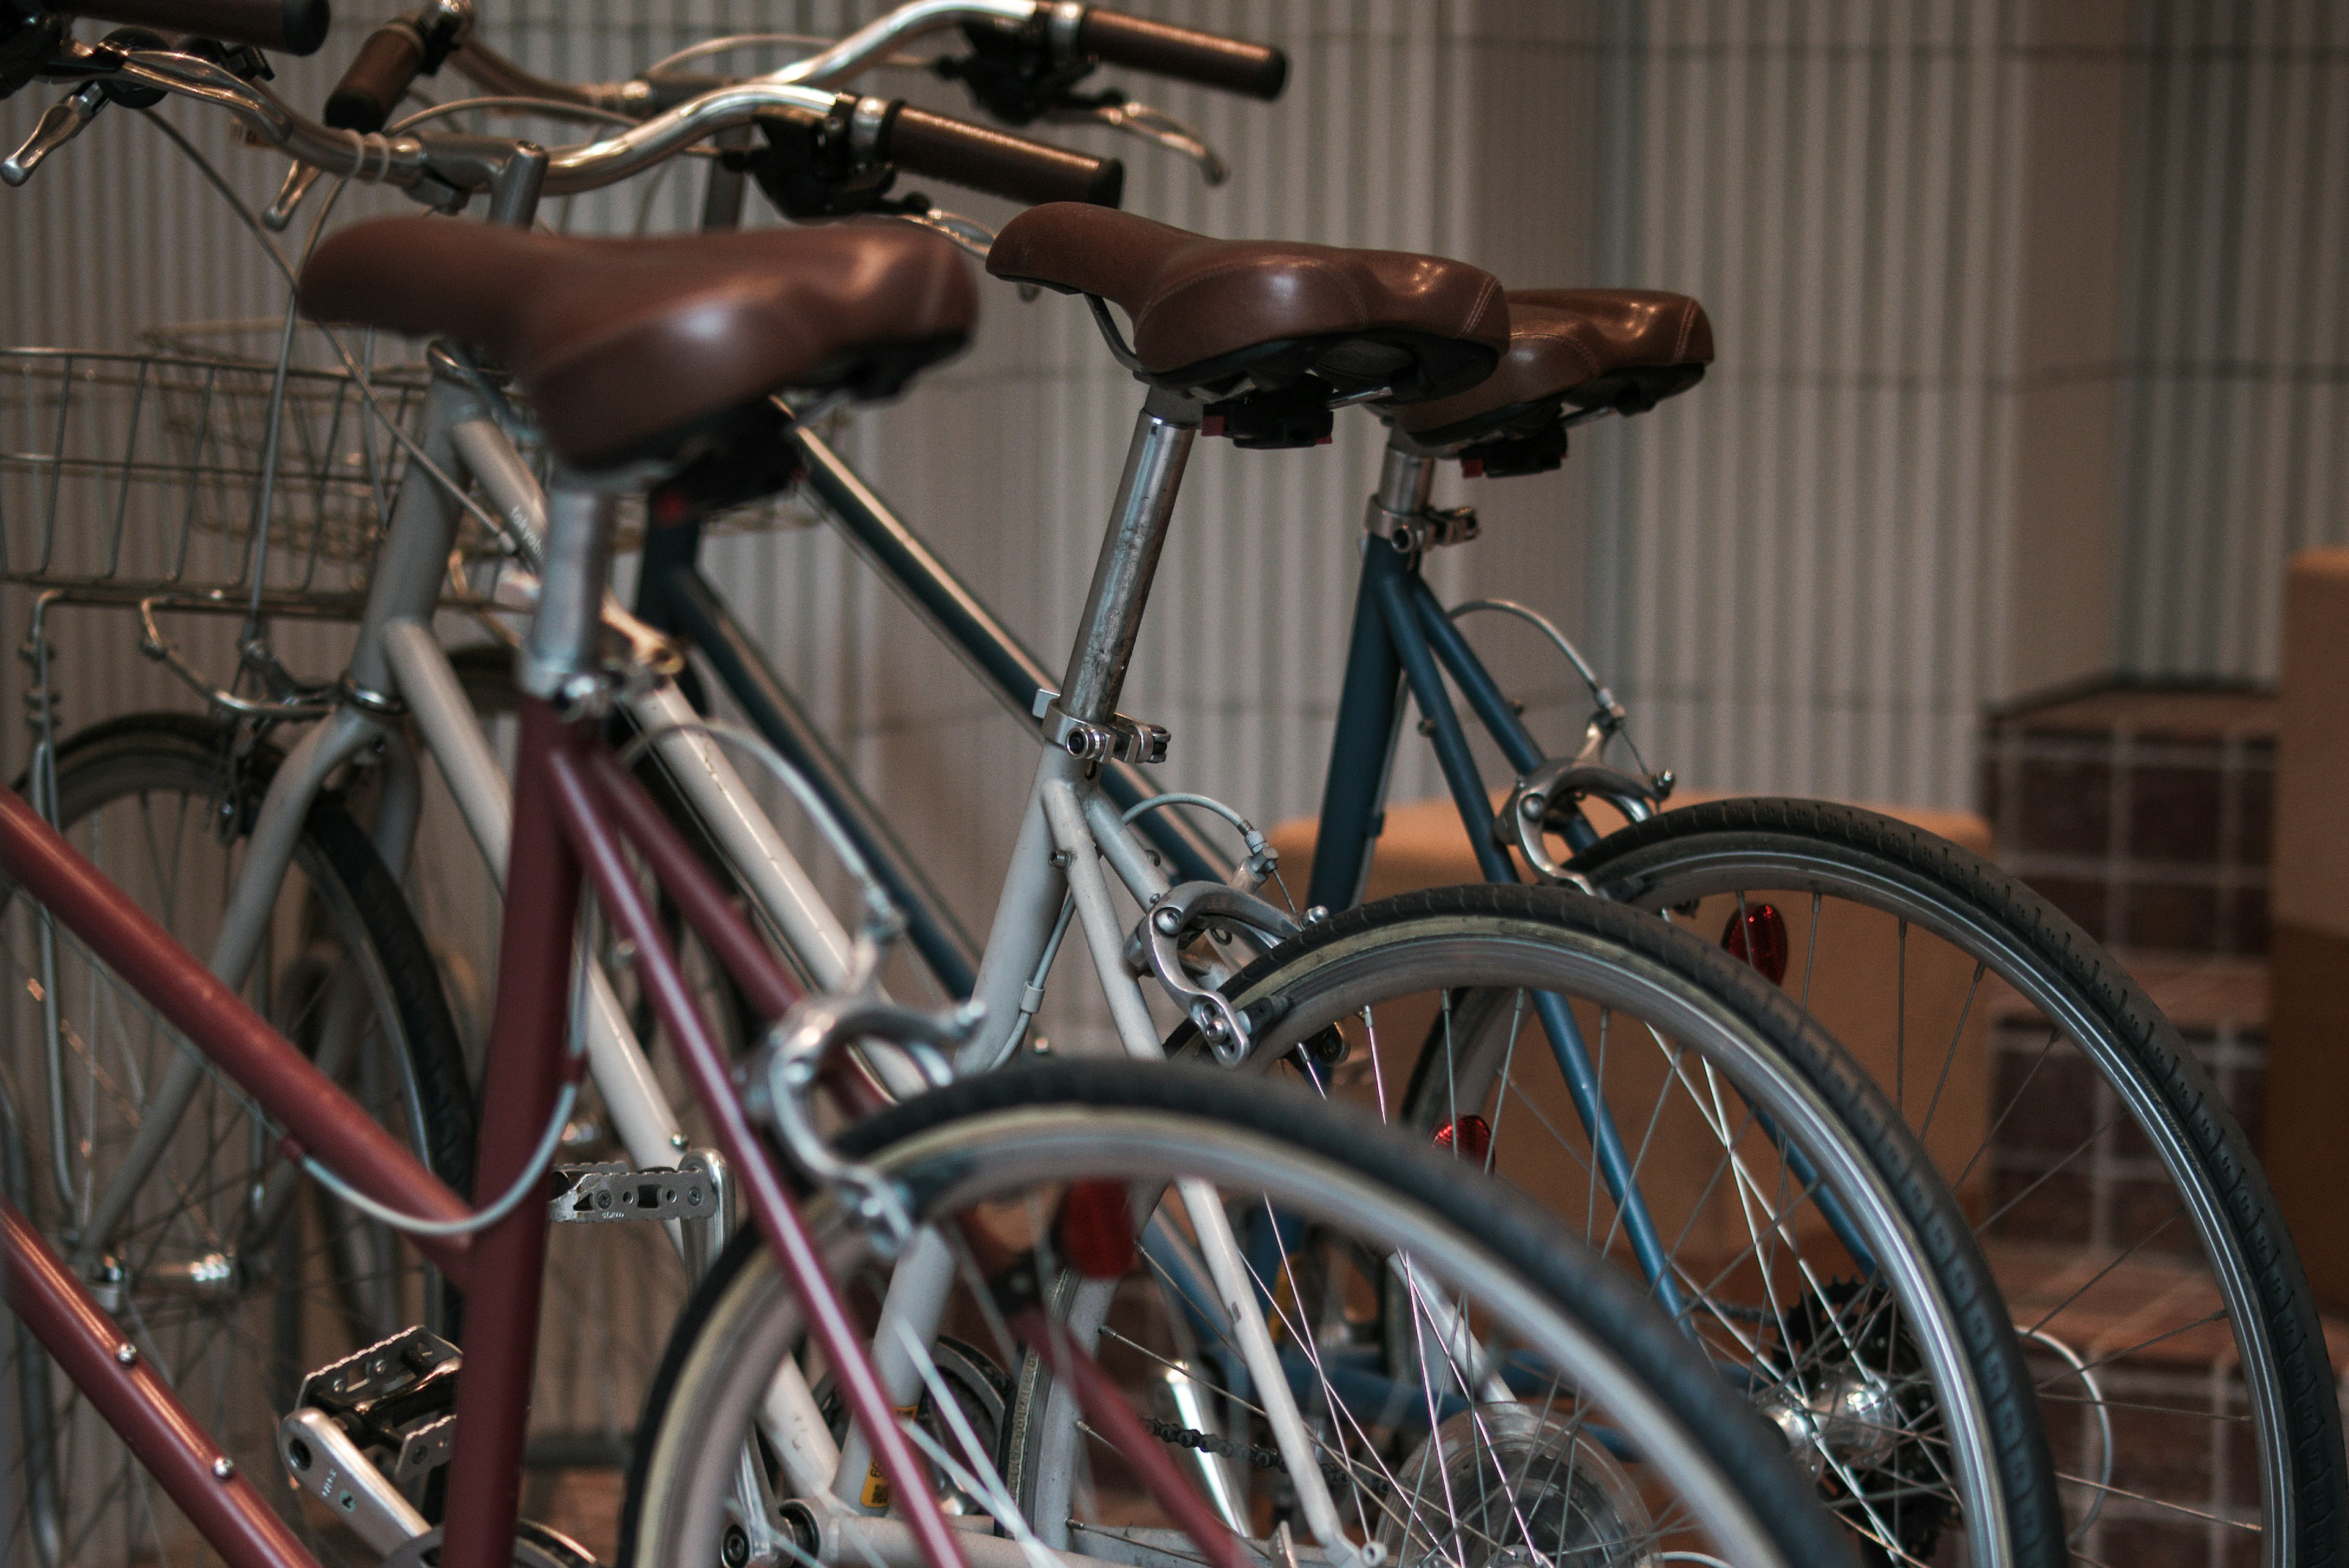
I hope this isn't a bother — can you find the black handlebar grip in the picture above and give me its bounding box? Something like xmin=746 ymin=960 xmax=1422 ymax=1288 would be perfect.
xmin=880 ymin=103 xmax=1123 ymax=209
xmin=322 ymin=17 xmax=423 ymax=131
xmin=53 ymin=0 xmax=332 ymax=54
xmin=1074 ymin=7 xmax=1285 ymax=100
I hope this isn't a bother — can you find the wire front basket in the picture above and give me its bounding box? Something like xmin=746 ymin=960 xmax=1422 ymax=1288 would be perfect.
xmin=2 ymin=322 xmax=830 ymax=622
xmin=0 ymin=338 xmax=439 ymax=617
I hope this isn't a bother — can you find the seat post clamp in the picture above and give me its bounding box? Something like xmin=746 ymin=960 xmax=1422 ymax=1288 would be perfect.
xmin=1364 ymin=492 xmax=1478 ymax=554
xmin=1031 ymin=688 xmax=1170 ymax=767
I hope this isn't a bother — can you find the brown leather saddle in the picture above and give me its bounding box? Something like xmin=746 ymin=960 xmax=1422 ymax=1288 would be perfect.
xmin=1398 ymin=289 xmax=1714 ymax=474
xmin=986 ymin=204 xmax=1509 ymax=445
xmin=299 ymin=218 xmax=978 ymax=470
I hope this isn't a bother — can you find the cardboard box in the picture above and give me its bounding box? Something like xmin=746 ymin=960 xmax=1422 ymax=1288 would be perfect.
xmin=2266 ymin=547 xmax=2349 ymax=1309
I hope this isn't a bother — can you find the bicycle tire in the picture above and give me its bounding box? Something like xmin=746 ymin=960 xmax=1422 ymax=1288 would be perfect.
xmin=622 ymin=1060 xmax=1863 ymax=1568
xmin=1171 ymin=882 xmax=2065 ymax=1568
xmin=29 ymin=710 xmax=475 ymax=1195
xmin=1570 ymin=795 xmax=2347 ymax=1567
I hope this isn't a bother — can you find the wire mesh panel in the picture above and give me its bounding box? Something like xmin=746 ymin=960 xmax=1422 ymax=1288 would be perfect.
xmin=0 ymin=343 xmax=439 ymax=611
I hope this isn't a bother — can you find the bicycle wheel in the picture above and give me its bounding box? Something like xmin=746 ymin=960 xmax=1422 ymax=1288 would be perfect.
xmin=1 ymin=710 xmax=473 ymax=1568
xmin=624 ymin=1060 xmax=1861 ymax=1568
xmin=1168 ymin=883 xmax=2064 ymax=1568
xmin=1568 ymin=797 xmax=2347 ymax=1567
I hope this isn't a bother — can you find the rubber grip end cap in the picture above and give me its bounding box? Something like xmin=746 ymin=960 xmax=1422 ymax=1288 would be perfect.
xmin=278 ymin=0 xmax=332 ymax=56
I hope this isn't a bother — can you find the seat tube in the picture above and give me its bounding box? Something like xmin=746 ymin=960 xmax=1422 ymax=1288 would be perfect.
xmin=440 ymin=702 xmax=583 ymax=1568
xmin=442 ymin=483 xmax=608 ymax=1568
xmin=518 ymin=485 xmax=616 ymax=700
xmin=1056 ymin=386 xmax=1200 ymax=727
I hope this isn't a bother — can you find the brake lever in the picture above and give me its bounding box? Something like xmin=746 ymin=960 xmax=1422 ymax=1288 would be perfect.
xmin=262 ymin=160 xmax=324 ymax=230
xmin=2 ymin=81 xmax=104 ymax=187
xmin=1045 ymin=98 xmax=1227 ymax=187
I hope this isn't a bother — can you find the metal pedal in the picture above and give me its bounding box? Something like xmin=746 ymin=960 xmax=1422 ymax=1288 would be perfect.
xmin=278 ymin=1328 xmax=461 ymax=1551
xmin=549 ymin=1162 xmax=716 ymax=1224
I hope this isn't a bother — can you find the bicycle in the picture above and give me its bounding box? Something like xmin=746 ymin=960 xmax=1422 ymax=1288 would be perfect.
xmin=0 ymin=15 xmax=1874 ymax=1568
xmin=6 ymin=12 xmax=2067 ymax=1567
xmin=1312 ymin=283 xmax=2349 ymax=1567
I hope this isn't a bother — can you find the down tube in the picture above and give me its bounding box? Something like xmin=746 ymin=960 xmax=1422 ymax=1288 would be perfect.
xmin=645 ymin=544 xmax=982 ymax=1000
xmin=3 ymin=1202 xmax=321 ymax=1568
xmin=0 ymin=790 xmax=474 ymax=1280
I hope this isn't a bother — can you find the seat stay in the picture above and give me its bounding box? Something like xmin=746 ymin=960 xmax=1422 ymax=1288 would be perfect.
xmin=1304 ymin=485 xmax=1702 ymax=1318
xmin=1342 ymin=456 xmax=1887 ymax=1296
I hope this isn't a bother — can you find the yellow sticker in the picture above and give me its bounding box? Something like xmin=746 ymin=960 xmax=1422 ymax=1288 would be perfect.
xmin=859 ymin=1406 xmax=923 ymax=1510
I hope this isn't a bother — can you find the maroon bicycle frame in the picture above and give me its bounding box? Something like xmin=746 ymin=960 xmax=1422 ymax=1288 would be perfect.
xmin=0 ymin=696 xmax=972 ymax=1568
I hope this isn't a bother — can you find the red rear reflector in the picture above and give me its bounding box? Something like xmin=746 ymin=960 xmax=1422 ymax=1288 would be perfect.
xmin=1433 ymin=1113 xmax=1491 ymax=1164
xmin=1460 ymin=459 xmax=1485 ymax=478
xmin=1721 ymin=902 xmax=1790 ymax=986
xmin=1056 ymin=1181 xmax=1138 ymax=1279
xmin=1201 ymin=415 xmax=1226 ymax=438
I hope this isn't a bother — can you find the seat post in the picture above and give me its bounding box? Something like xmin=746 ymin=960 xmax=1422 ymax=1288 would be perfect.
xmin=1370 ymin=439 xmax=1436 ymax=532
xmin=517 ymin=482 xmax=617 ymax=702
xmin=1056 ymin=385 xmax=1201 ymax=729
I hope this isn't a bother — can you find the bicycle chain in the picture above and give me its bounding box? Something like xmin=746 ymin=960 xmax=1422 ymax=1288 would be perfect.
xmin=1138 ymin=1414 xmax=1351 ymax=1490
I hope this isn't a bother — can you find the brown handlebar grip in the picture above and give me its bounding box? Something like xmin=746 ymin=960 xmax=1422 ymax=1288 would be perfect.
xmin=55 ymin=0 xmax=332 ymax=55
xmin=1074 ymin=8 xmax=1285 ymax=100
xmin=322 ymin=17 xmax=423 ymax=131
xmin=880 ymin=103 xmax=1124 ymax=209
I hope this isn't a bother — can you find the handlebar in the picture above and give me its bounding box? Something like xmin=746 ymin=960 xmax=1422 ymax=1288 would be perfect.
xmin=322 ymin=0 xmax=467 ymax=132
xmin=875 ymin=101 xmax=1119 ymax=207
xmin=102 ymin=45 xmax=1108 ymax=211
xmin=436 ymin=1 xmax=1037 ymax=116
xmin=36 ymin=0 xmax=331 ymax=55
xmin=1071 ymin=7 xmax=1285 ymax=99
xmin=444 ymin=1 xmax=1284 ymax=123
xmin=17 ymin=0 xmax=1256 ymax=209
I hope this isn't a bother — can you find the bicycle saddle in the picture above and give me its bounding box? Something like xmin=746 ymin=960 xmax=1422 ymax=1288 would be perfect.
xmin=297 ymin=218 xmax=978 ymax=470
xmin=1397 ymin=289 xmax=1713 ymax=450
xmin=986 ymin=204 xmax=1507 ymax=404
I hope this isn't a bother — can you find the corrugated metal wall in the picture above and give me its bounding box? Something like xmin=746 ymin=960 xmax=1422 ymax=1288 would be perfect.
xmin=1596 ymin=1 xmax=2019 ymax=808
xmin=2114 ymin=0 xmax=2349 ymax=683
xmin=4 ymin=0 xmax=2341 ymax=926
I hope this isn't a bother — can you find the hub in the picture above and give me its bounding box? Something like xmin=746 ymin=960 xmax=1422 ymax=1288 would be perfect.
xmin=1376 ymin=1403 xmax=1655 ymax=1568
xmin=1773 ymin=1280 xmax=1953 ymax=1564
